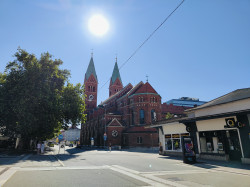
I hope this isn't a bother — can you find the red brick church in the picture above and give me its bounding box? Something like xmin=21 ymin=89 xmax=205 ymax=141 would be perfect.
xmin=80 ymin=56 xmax=161 ymax=148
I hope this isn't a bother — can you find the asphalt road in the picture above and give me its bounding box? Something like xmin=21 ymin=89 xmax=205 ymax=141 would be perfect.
xmin=1 ymin=146 xmax=250 ymax=187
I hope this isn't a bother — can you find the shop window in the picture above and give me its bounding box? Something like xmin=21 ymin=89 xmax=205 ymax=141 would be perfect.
xmin=165 ymin=133 xmax=189 ymax=151
xmin=165 ymin=135 xmax=172 ymax=150
xmin=139 ymin=109 xmax=145 ymax=124
xmin=199 ymin=131 xmax=225 ymax=154
xmin=172 ymin=134 xmax=181 ymax=151
xmin=137 ymin=137 xmax=142 ymax=144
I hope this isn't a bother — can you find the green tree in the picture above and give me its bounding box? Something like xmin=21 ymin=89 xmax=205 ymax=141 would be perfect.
xmin=61 ymin=83 xmax=86 ymax=129
xmin=0 ymin=48 xmax=86 ymax=148
xmin=165 ymin=112 xmax=174 ymax=119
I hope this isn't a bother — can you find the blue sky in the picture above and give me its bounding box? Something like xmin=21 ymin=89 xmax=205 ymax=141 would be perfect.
xmin=0 ymin=0 xmax=250 ymax=104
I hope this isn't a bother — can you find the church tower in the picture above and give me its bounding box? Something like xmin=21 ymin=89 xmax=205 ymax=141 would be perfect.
xmin=84 ymin=54 xmax=98 ymax=113
xmin=109 ymin=58 xmax=123 ymax=97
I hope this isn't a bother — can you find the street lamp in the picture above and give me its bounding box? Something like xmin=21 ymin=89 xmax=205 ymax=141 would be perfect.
xmin=100 ymin=104 xmax=107 ymax=149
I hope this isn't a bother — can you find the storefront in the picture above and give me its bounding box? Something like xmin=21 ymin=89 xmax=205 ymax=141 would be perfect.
xmin=195 ymin=117 xmax=244 ymax=161
xmin=151 ymin=120 xmax=189 ymax=156
xmin=165 ymin=133 xmax=189 ymax=152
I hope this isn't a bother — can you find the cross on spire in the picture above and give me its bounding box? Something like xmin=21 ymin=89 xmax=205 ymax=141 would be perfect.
xmin=146 ymin=75 xmax=149 ymax=82
xmin=91 ymin=49 xmax=93 ymax=57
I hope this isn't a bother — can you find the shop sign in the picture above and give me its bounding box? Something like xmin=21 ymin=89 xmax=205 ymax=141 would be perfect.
xmin=172 ymin=134 xmax=180 ymax=138
xmin=225 ymin=118 xmax=236 ymax=128
xmin=181 ymin=133 xmax=189 ymax=137
xmin=165 ymin=134 xmax=171 ymax=138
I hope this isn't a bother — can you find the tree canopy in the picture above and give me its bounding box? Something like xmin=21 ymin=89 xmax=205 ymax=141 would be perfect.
xmin=0 ymin=48 xmax=86 ymax=144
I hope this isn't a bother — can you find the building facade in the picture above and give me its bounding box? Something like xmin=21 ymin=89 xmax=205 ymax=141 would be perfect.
xmin=80 ymin=57 xmax=161 ymax=148
xmin=179 ymin=88 xmax=250 ymax=163
xmin=166 ymin=97 xmax=207 ymax=107
xmin=152 ymin=88 xmax=250 ymax=164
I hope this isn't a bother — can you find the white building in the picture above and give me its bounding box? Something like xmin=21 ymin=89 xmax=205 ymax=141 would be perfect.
xmin=64 ymin=128 xmax=81 ymax=142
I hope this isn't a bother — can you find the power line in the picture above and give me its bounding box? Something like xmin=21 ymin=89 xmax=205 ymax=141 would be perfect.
xmin=100 ymin=0 xmax=185 ymax=90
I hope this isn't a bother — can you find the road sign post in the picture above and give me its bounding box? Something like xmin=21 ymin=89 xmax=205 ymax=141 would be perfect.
xmin=103 ymin=133 xmax=107 ymax=149
xmin=91 ymin=137 xmax=94 ymax=147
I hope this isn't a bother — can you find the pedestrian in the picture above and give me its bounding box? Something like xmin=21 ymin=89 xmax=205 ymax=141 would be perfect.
xmin=109 ymin=143 xmax=112 ymax=152
xmin=37 ymin=141 xmax=41 ymax=155
xmin=41 ymin=142 xmax=45 ymax=154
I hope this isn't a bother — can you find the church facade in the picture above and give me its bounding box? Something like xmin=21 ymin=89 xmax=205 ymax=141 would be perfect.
xmin=80 ymin=56 xmax=161 ymax=148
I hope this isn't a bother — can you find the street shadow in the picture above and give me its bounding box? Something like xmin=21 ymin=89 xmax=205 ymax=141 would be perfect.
xmin=193 ymin=159 xmax=250 ymax=170
xmin=0 ymin=147 xmax=80 ymax=166
xmin=121 ymin=148 xmax=158 ymax=154
xmin=65 ymin=147 xmax=88 ymax=155
xmin=159 ymin=156 xmax=183 ymax=161
xmin=158 ymin=154 xmax=250 ymax=170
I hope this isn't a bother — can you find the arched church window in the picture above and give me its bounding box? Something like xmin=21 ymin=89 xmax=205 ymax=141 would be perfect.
xmin=131 ymin=109 xmax=134 ymax=125
xmin=93 ymin=87 xmax=95 ymax=92
xmin=151 ymin=109 xmax=156 ymax=122
xmin=140 ymin=109 xmax=145 ymax=124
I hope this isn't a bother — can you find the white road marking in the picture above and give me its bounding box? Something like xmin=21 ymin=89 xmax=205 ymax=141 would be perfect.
xmin=111 ymin=165 xmax=140 ymax=174
xmin=0 ymin=167 xmax=19 ymax=186
xmin=109 ymin=165 xmax=167 ymax=187
xmin=109 ymin=165 xmax=193 ymax=187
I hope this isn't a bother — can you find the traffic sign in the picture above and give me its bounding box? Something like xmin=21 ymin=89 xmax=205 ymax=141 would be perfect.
xmin=58 ymin=134 xmax=63 ymax=140
xmin=104 ymin=134 xmax=107 ymax=141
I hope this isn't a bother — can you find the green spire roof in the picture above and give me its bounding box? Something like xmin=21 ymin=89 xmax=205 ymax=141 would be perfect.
xmin=85 ymin=57 xmax=97 ymax=81
xmin=111 ymin=61 xmax=122 ymax=84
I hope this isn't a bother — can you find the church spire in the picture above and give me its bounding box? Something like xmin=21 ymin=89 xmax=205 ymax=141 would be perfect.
xmin=85 ymin=56 xmax=97 ymax=81
xmin=111 ymin=60 xmax=122 ymax=85
xmin=109 ymin=57 xmax=123 ymax=97
xmin=84 ymin=55 xmax=98 ymax=114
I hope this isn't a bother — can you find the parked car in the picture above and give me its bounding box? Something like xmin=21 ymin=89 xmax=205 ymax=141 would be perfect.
xmin=48 ymin=142 xmax=54 ymax=147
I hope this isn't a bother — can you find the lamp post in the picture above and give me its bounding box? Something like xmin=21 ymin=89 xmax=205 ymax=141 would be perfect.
xmin=101 ymin=104 xmax=107 ymax=149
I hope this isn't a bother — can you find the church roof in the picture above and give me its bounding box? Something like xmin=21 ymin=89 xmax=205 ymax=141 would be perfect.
xmin=101 ymin=83 xmax=132 ymax=105
xmin=111 ymin=62 xmax=122 ymax=85
xmin=135 ymin=82 xmax=158 ymax=94
xmin=186 ymin=87 xmax=250 ymax=111
xmin=85 ymin=57 xmax=97 ymax=81
xmin=127 ymin=81 xmax=144 ymax=96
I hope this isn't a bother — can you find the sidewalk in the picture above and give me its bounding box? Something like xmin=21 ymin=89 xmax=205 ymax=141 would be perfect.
xmin=0 ymin=147 xmax=61 ymax=168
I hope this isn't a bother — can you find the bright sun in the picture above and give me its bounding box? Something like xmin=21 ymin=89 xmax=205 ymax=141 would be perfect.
xmin=88 ymin=15 xmax=110 ymax=37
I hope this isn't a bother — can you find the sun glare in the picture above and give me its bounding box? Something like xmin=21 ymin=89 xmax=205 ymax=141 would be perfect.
xmin=88 ymin=14 xmax=110 ymax=37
